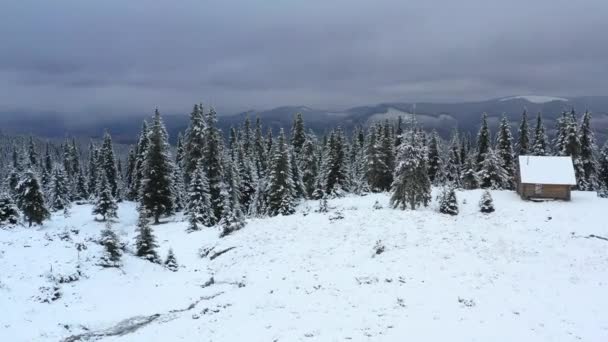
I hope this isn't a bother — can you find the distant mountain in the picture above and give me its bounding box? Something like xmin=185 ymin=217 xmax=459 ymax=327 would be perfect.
xmin=2 ymin=96 xmax=607 ymax=144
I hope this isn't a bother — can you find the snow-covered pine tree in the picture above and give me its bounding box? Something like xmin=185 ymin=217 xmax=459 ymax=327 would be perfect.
xmin=380 ymin=121 xmax=395 ymax=189
xmin=445 ymin=131 xmax=462 ymax=186
xmin=438 ymin=185 xmax=458 ymax=215
xmin=204 ymin=107 xmax=226 ymax=221
xmin=248 ymin=176 xmax=269 ymax=217
xmin=561 ymin=111 xmax=586 ymax=189
xmin=129 ymin=121 xmax=149 ymax=200
xmin=15 ymin=170 xmax=49 ymax=226
xmin=139 ymin=109 xmax=175 ymax=223
xmin=323 ymin=128 xmax=349 ymax=196
xmin=479 ymin=190 xmax=495 ymax=213
xmin=300 ymin=138 xmax=319 ymax=198
xmin=99 ymin=222 xmax=122 ymax=267
xmin=495 ymin=115 xmax=515 ymax=189
xmin=0 ymin=191 xmax=19 ymax=225
xmin=578 ymin=111 xmax=597 ymax=190
xmin=477 ymin=148 xmax=508 ymax=189
xmin=532 ymin=112 xmax=549 ymax=156
xmin=187 ymin=161 xmax=215 ymax=228
xmin=87 ymin=141 xmax=99 ymax=198
xmin=164 ymin=248 xmax=178 ymax=272
xmin=266 ymin=128 xmax=274 ymax=155
xmin=124 ymin=147 xmax=137 ymax=198
xmin=349 ymin=128 xmax=370 ymax=194
xmin=27 ymin=136 xmax=38 ymax=169
xmin=253 ymin=117 xmax=268 ymax=178
xmin=427 ymin=130 xmax=442 ymax=184
xmin=394 ymin=116 xmax=404 ymax=147
xmin=460 ymin=155 xmax=479 ymax=190
xmin=100 ymin=132 xmax=119 ymax=199
xmin=291 ymin=112 xmax=307 ymax=156
xmin=266 ymin=128 xmax=296 ymax=216
xmin=241 ymin=115 xmax=253 ymax=155
xmin=73 ymin=168 xmax=89 ymax=202
xmin=183 ymin=104 xmax=206 ymax=186
xmin=49 ymin=167 xmax=70 ymax=211
xmin=290 ymin=149 xmax=306 ymax=199
xmin=236 ymin=141 xmax=257 ymax=208
xmin=517 ymin=110 xmax=531 ymax=156
xmin=134 ymin=207 xmax=160 ymax=263
xmin=172 ymin=163 xmax=186 ymax=212
xmin=219 ymin=156 xmax=245 ymax=237
xmin=390 ymin=129 xmax=431 ymax=210
xmin=476 ymin=113 xmax=491 ymax=169
xmin=92 ymin=172 xmax=118 ymax=221
xmin=598 ymin=142 xmax=608 ymax=195
xmin=553 ymin=111 xmax=570 ymax=155
xmin=365 ymin=125 xmax=383 ymax=192
xmin=175 ymin=132 xmax=185 ymax=168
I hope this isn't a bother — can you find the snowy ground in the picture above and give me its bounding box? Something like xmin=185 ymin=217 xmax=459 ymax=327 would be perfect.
xmin=1 ymin=190 xmax=608 ymax=341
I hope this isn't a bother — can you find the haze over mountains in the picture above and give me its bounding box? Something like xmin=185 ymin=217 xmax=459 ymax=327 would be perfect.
xmin=2 ymin=95 xmax=607 ymax=144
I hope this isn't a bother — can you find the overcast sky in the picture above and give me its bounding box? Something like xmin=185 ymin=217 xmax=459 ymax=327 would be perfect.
xmin=1 ymin=0 xmax=607 ymax=116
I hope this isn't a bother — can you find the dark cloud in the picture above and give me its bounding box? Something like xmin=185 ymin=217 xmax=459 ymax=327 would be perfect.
xmin=1 ymin=0 xmax=607 ymax=116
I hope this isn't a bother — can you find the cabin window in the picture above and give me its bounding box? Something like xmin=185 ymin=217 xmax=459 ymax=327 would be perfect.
xmin=535 ymin=184 xmax=543 ymax=194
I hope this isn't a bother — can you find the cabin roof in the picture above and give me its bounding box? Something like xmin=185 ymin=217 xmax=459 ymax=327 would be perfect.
xmin=518 ymin=155 xmax=577 ymax=185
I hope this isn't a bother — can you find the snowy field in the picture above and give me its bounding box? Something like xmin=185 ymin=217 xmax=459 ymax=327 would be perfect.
xmin=1 ymin=190 xmax=608 ymax=341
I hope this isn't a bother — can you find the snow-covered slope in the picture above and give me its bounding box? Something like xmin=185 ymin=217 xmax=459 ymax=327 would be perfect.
xmin=500 ymin=95 xmax=568 ymax=104
xmin=1 ymin=191 xmax=608 ymax=341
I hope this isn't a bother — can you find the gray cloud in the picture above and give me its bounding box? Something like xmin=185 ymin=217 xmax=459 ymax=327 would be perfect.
xmin=0 ymin=0 xmax=607 ymax=116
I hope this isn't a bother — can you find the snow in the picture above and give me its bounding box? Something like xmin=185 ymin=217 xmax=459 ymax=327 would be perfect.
xmin=2 ymin=191 xmax=608 ymax=341
xmin=519 ymin=155 xmax=577 ymax=185
xmin=500 ymin=95 xmax=568 ymax=104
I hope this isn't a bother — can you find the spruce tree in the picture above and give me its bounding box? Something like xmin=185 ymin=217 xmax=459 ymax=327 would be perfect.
xmin=561 ymin=111 xmax=586 ymax=189
xmin=236 ymin=141 xmax=257 ymax=208
xmin=187 ymin=160 xmax=215 ymax=228
xmin=253 ymin=117 xmax=268 ymax=177
xmin=438 ymin=185 xmax=458 ymax=215
xmin=129 ymin=122 xmax=149 ymax=199
xmin=267 ymin=129 xmax=296 ymax=216
xmin=134 ymin=208 xmax=160 ymax=263
xmin=365 ymin=125 xmax=384 ymax=192
xmin=290 ymin=149 xmax=306 ymax=199
xmin=139 ymin=109 xmax=175 ymax=223
xmin=73 ymin=168 xmax=89 ymax=202
xmin=87 ymin=142 xmax=99 ymax=198
xmin=495 ymin=115 xmax=515 ymax=189
xmin=477 ymin=148 xmax=508 ymax=189
xmin=15 ymin=170 xmax=49 ymax=226
xmin=390 ymin=130 xmax=431 ymax=210
xmin=460 ymin=156 xmax=479 ymax=190
xmin=427 ymin=131 xmax=442 ymax=184
xmin=183 ymin=104 xmax=206 ymax=186
xmin=92 ymin=172 xmax=118 ymax=221
xmin=290 ymin=113 xmax=307 ymax=156
xmin=0 ymin=192 xmax=19 ymax=225
xmin=476 ymin=113 xmax=491 ymax=168
xmin=445 ymin=131 xmax=462 ymax=186
xmin=597 ymin=142 xmax=608 ymax=195
xmin=479 ymin=190 xmax=495 ymax=213
xmin=517 ymin=110 xmax=531 ymax=156
xmin=553 ymin=111 xmax=569 ymax=155
xmin=100 ymin=132 xmax=119 ymax=198
xmin=204 ymin=107 xmax=225 ymax=221
xmin=219 ymin=157 xmax=246 ymax=237
xmin=27 ymin=136 xmax=38 ymax=168
xmin=172 ymin=164 xmax=186 ymax=212
xmin=164 ymin=248 xmax=178 ymax=272
xmin=49 ymin=167 xmax=70 ymax=211
xmin=323 ymin=128 xmax=349 ymax=196
xmin=99 ymin=222 xmax=122 ymax=267
xmin=300 ymin=139 xmax=319 ymax=198
xmin=532 ymin=113 xmax=549 ymax=156
xmin=579 ymin=111 xmax=597 ymax=190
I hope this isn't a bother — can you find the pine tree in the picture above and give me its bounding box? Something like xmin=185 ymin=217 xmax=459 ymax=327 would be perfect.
xmin=164 ymin=248 xmax=178 ymax=272
xmin=92 ymin=172 xmax=118 ymax=221
xmin=99 ymin=222 xmax=122 ymax=267
xmin=597 ymin=142 xmax=608 ymax=195
xmin=390 ymin=130 xmax=431 ymax=210
xmin=100 ymin=132 xmax=119 ymax=198
xmin=49 ymin=167 xmax=70 ymax=211
xmin=517 ymin=110 xmax=531 ymax=156
xmin=15 ymin=170 xmax=49 ymax=226
xmin=495 ymin=115 xmax=515 ymax=189
xmin=267 ymin=129 xmax=296 ymax=216
xmin=349 ymin=128 xmax=370 ymax=194
xmin=290 ymin=149 xmax=306 ymax=199
xmin=479 ymin=190 xmax=495 ymax=213
xmin=438 ymin=185 xmax=458 ymax=215
xmin=87 ymin=142 xmax=99 ymax=198
xmin=134 ymin=208 xmax=160 ymax=263
xmin=365 ymin=125 xmax=384 ymax=192
xmin=125 ymin=147 xmax=137 ymax=198
xmin=73 ymin=168 xmax=89 ymax=202
xmin=139 ymin=109 xmax=175 ymax=223
xmin=531 ymin=113 xmax=549 ymax=156
xmin=579 ymin=111 xmax=597 ymax=190
xmin=476 ymin=113 xmax=491 ymax=168
xmin=175 ymin=132 xmax=185 ymax=168
xmin=300 ymin=139 xmax=319 ymax=198
xmin=460 ymin=156 xmax=479 ymax=190
xmin=291 ymin=112 xmax=307 ymax=156
xmin=560 ymin=111 xmax=586 ymax=189
xmin=183 ymin=104 xmax=206 ymax=186
xmin=27 ymin=136 xmax=38 ymax=168
xmin=323 ymin=128 xmax=349 ymax=196
xmin=204 ymin=107 xmax=226 ymax=221
xmin=187 ymin=161 xmax=215 ymax=228
xmin=445 ymin=131 xmax=462 ymax=186
xmin=0 ymin=192 xmax=19 ymax=225
xmin=235 ymin=141 xmax=257 ymax=207
xmin=477 ymin=148 xmax=508 ymax=189
xmin=253 ymin=117 xmax=268 ymax=177
xmin=172 ymin=164 xmax=186 ymax=212
xmin=427 ymin=130 xmax=442 ymax=184
xmin=219 ymin=157 xmax=246 ymax=237
xmin=129 ymin=122 xmax=149 ymax=199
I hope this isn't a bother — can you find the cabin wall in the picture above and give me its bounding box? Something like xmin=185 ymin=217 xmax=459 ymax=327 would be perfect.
xmin=519 ymin=183 xmax=571 ymax=200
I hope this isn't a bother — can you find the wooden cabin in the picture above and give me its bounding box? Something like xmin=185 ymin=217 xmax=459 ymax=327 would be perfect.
xmin=516 ymin=156 xmax=577 ymax=201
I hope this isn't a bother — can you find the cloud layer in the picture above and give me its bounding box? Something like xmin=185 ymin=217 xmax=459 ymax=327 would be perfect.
xmin=1 ymin=0 xmax=607 ymax=116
